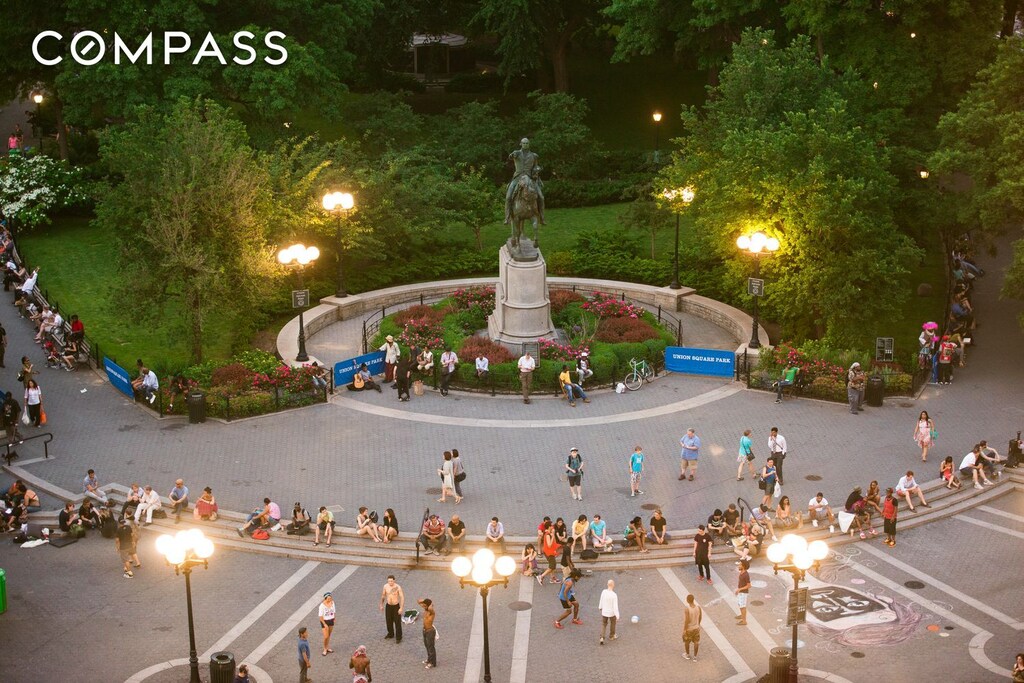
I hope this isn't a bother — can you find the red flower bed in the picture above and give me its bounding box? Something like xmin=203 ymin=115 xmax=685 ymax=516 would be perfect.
xmin=211 ymin=363 xmax=251 ymax=391
xmin=537 ymin=338 xmax=590 ymax=361
xmin=581 ymin=292 xmax=645 ymax=319
xmin=452 ymin=286 xmax=496 ymax=312
xmin=594 ymin=317 xmax=661 ymax=343
xmin=459 ymin=336 xmax=515 ymax=364
xmin=394 ymin=305 xmax=446 ymax=327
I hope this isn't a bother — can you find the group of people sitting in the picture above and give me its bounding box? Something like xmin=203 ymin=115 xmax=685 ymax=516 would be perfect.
xmin=1 ymin=478 xmax=41 ymax=532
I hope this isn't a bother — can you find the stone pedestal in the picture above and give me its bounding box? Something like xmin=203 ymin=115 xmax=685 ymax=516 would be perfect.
xmin=487 ymin=242 xmax=555 ymax=350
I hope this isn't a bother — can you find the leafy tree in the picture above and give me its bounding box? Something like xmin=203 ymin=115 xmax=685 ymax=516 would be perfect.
xmin=661 ymin=30 xmax=921 ymax=345
xmin=474 ymin=0 xmax=604 ymax=92
xmin=0 ymin=155 xmax=91 ymax=230
xmin=433 ymin=101 xmax=511 ymax=181
xmin=96 ymin=98 xmax=279 ymax=363
xmin=932 ymin=37 xmax=1024 ymax=325
xmin=514 ymin=92 xmax=593 ymax=175
xmin=619 ymin=199 xmax=672 ymax=259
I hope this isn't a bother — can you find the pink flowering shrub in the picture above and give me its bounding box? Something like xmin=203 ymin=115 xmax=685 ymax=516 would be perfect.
xmin=537 ymin=338 xmax=590 ymax=362
xmin=399 ymin=318 xmax=445 ymax=350
xmin=251 ymin=364 xmax=318 ymax=393
xmin=452 ymin=286 xmax=496 ymax=312
xmin=580 ymin=292 xmax=645 ymax=319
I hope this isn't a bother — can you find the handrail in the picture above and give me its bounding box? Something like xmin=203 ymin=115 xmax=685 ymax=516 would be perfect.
xmin=415 ymin=506 xmax=430 ymax=565
xmin=3 ymin=431 xmax=54 ymax=465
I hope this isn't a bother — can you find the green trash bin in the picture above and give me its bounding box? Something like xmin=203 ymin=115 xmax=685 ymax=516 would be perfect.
xmin=0 ymin=568 xmax=7 ymax=614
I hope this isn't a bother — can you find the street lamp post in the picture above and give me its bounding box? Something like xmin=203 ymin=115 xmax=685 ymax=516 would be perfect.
xmin=156 ymin=529 xmax=216 ymax=683
xmin=766 ymin=535 xmax=829 ymax=683
xmin=278 ymin=244 xmax=321 ymax=362
xmin=662 ymin=186 xmax=695 ymax=290
xmin=451 ymin=549 xmax=517 ymax=682
xmin=736 ymin=230 xmax=780 ymax=348
xmin=322 ymin=191 xmax=355 ymax=298
xmin=652 ymin=111 xmax=663 ymax=163
xmin=32 ymin=92 xmax=43 ymax=151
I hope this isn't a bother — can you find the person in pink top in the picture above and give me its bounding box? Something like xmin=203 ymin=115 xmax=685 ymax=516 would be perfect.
xmin=238 ymin=497 xmax=282 ymax=536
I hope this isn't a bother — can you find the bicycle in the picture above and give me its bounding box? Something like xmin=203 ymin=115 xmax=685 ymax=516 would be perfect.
xmin=623 ymin=357 xmax=654 ymax=391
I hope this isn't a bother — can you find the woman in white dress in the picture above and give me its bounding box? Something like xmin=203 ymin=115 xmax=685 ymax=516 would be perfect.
xmin=912 ymin=410 xmax=935 ymax=462
xmin=437 ymin=451 xmax=461 ymax=504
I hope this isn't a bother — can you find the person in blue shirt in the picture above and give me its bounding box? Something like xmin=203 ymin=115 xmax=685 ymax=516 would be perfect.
xmin=759 ymin=458 xmax=777 ymax=508
xmin=169 ymin=479 xmax=189 ymax=523
xmin=590 ymin=515 xmax=611 ymax=551
xmin=553 ymin=569 xmax=582 ymax=629
xmin=629 ymin=446 xmax=645 ymax=497
xmin=297 ymin=627 xmax=312 ymax=682
xmin=680 ymin=428 xmax=701 ymax=481
xmin=737 ymin=429 xmax=756 ymax=481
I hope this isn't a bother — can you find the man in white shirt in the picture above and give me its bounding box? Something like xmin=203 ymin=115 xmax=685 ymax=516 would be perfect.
xmin=959 ymin=446 xmax=993 ymax=489
xmin=517 ymin=352 xmax=536 ymax=404
xmin=475 ymin=355 xmax=489 ymax=381
xmin=807 ymin=493 xmax=835 ymax=533
xmin=577 ymin=352 xmax=593 ymax=386
xmin=378 ymin=335 xmax=400 ymax=383
xmin=83 ymin=469 xmax=109 ymax=505
xmin=134 ymin=485 xmax=162 ymax=525
xmin=598 ymin=579 xmax=620 ymax=644
xmin=485 ymin=516 xmax=506 ymax=553
xmin=141 ymin=367 xmax=159 ymax=404
xmin=439 ymin=346 xmax=458 ymax=397
xmin=895 ymin=470 xmax=929 ymax=511
xmin=768 ymin=427 xmax=788 ymax=485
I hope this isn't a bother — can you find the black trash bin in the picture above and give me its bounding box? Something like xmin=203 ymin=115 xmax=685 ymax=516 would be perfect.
xmin=768 ymin=647 xmax=791 ymax=683
xmin=209 ymin=651 xmax=235 ymax=683
xmin=187 ymin=391 xmax=206 ymax=424
xmin=865 ymin=375 xmax=885 ymax=407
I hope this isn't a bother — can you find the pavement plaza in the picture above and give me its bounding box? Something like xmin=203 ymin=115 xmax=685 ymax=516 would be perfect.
xmin=1 ymin=233 xmax=1023 ymax=681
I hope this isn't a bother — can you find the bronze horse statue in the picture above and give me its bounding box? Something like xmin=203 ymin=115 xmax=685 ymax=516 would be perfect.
xmin=510 ymin=173 xmax=540 ymax=249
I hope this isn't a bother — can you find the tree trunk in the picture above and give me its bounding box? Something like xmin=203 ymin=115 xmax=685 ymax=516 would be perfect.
xmin=475 ymin=227 xmax=482 ymax=251
xmin=816 ymin=34 xmax=824 ymax=60
xmin=1001 ymin=0 xmax=1020 ymax=37
xmin=54 ymin=96 xmax=70 ymax=162
xmin=651 ymin=232 xmax=656 ymax=260
xmin=188 ymin=288 xmax=203 ymax=364
xmin=551 ymin=37 xmax=570 ymax=93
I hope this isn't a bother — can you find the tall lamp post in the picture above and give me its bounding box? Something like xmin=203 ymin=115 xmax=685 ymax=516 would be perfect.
xmin=322 ymin=191 xmax=355 ymax=298
xmin=652 ymin=111 xmax=663 ymax=163
xmin=451 ymin=549 xmax=517 ymax=682
xmin=736 ymin=230 xmax=780 ymax=348
xmin=32 ymin=92 xmax=44 ymax=151
xmin=278 ymin=243 xmax=320 ymax=362
xmin=766 ymin=535 xmax=829 ymax=683
xmin=156 ymin=529 xmax=215 ymax=683
xmin=661 ymin=186 xmax=695 ymax=290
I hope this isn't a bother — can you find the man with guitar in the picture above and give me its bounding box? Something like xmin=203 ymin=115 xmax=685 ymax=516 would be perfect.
xmin=349 ymin=363 xmax=382 ymax=393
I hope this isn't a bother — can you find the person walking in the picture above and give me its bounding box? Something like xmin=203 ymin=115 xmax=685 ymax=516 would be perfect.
xmin=115 ymin=517 xmax=140 ymax=578
xmin=735 ymin=559 xmax=751 ymax=625
xmin=318 ymin=593 xmax=336 ymax=656
xmin=380 ymin=575 xmax=405 ymax=644
xmin=451 ymin=448 xmax=466 ymax=500
xmin=913 ymin=411 xmax=935 ymax=462
xmin=298 ymin=627 xmax=313 ymax=682
xmin=518 ymin=351 xmax=536 ymax=404
xmin=24 ymin=379 xmax=42 ymax=427
xmin=565 ymin=447 xmax=584 ymax=501
xmin=759 ymin=458 xmax=778 ymax=509
xmin=768 ymin=427 xmax=788 ymax=485
xmin=682 ymin=594 xmax=703 ymax=661
xmin=554 ymin=568 xmax=583 ymax=629
xmin=437 ymin=451 xmax=460 ymax=504
xmin=2 ymin=391 xmax=21 ymax=442
xmin=882 ymin=487 xmax=899 ymax=547
xmin=598 ymin=579 xmax=619 ymax=644
xmin=693 ymin=525 xmax=712 ymax=584
xmin=417 ymin=598 xmax=437 ymax=669
xmin=737 ymin=429 xmax=756 ymax=481
xmin=680 ymin=427 xmax=701 ymax=481
xmin=629 ymin=445 xmax=645 ymax=496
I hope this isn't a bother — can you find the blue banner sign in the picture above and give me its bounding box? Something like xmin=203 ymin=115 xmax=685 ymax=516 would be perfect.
xmin=665 ymin=346 xmax=736 ymax=378
xmin=104 ymin=357 xmax=134 ymax=397
xmin=334 ymin=351 xmax=386 ymax=388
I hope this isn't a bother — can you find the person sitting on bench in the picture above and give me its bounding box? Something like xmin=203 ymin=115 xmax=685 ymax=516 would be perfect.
xmin=774 ymin=362 xmax=800 ymax=403
xmin=417 ymin=348 xmax=434 ymax=374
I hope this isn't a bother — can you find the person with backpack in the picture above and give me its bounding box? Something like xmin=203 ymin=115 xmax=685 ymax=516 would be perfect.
xmin=116 ymin=517 xmax=140 ymax=579
xmin=937 ymin=336 xmax=957 ymax=384
xmin=565 ymin=447 xmax=584 ymax=501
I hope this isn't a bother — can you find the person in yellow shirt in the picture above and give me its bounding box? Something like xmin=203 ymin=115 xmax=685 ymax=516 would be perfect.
xmin=559 ymin=364 xmax=590 ymax=407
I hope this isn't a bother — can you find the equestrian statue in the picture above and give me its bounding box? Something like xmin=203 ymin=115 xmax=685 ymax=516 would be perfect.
xmin=504 ymin=137 xmax=546 ymax=250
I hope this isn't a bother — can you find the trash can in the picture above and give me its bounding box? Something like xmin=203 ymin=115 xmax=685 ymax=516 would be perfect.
xmin=0 ymin=568 xmax=6 ymax=614
xmin=187 ymin=391 xmax=206 ymax=424
xmin=865 ymin=375 xmax=885 ymax=407
xmin=768 ymin=646 xmax=791 ymax=683
xmin=209 ymin=651 xmax=235 ymax=683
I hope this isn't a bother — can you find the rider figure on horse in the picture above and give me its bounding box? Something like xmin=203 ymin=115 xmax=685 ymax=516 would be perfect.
xmin=504 ymin=137 xmax=546 ymax=226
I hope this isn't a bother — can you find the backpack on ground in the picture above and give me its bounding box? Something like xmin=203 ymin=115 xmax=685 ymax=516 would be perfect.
xmin=100 ymin=515 xmax=117 ymax=538
xmin=252 ymin=529 xmax=270 ymax=540
xmin=580 ymin=549 xmax=599 ymax=561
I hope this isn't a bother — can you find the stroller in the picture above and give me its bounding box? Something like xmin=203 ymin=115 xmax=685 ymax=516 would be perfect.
xmin=43 ymin=339 xmax=63 ymax=369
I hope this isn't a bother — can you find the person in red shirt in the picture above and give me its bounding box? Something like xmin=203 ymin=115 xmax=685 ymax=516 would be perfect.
xmin=882 ymin=488 xmax=899 ymax=547
xmin=537 ymin=521 xmax=560 ymax=586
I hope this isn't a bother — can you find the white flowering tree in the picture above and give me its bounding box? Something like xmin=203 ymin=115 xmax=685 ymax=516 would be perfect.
xmin=0 ymin=155 xmax=90 ymax=230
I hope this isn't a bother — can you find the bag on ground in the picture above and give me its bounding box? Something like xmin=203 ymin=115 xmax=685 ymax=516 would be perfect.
xmin=21 ymin=409 xmax=29 ymax=426
xmin=252 ymin=529 xmax=270 ymax=540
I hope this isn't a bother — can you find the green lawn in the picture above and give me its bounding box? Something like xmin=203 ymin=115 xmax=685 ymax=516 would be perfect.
xmin=16 ymin=216 xmax=235 ymax=373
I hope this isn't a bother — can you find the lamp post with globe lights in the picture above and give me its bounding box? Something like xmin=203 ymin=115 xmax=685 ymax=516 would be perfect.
xmin=322 ymin=191 xmax=355 ymax=298
xmin=278 ymin=244 xmax=320 ymax=362
xmin=156 ymin=529 xmax=215 ymax=683
xmin=766 ymin=534 xmax=829 ymax=683
xmin=736 ymin=230 xmax=780 ymax=348
xmin=32 ymin=92 xmax=44 ymax=151
xmin=451 ymin=549 xmax=517 ymax=682
xmin=661 ymin=186 xmax=696 ymax=290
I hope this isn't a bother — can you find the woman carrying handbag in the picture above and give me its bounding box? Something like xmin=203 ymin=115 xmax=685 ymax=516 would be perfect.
xmin=24 ymin=379 xmax=43 ymax=427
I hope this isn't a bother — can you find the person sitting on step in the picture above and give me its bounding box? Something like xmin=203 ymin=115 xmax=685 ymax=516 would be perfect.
xmin=348 ymin=363 xmax=382 ymax=393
